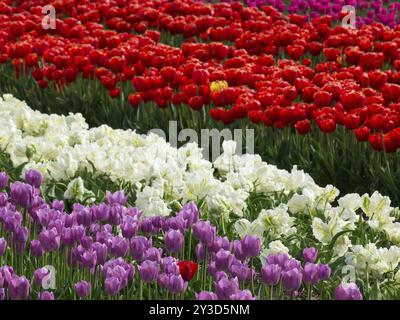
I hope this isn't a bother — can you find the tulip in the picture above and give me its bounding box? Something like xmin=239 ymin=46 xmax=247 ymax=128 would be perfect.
xmin=0 ymin=172 xmax=9 ymax=189
xmin=25 ymin=169 xmax=44 ymax=188
xmin=34 ymin=267 xmax=50 ymax=287
xmin=111 ymin=236 xmax=129 ymax=257
xmin=193 ymin=221 xmax=216 ymax=246
xmin=303 ymin=247 xmax=318 ymax=263
xmin=144 ymin=247 xmax=163 ymax=263
xmin=215 ymin=277 xmax=239 ymax=300
xmin=38 ymin=291 xmax=55 ymax=300
xmin=8 ymin=276 xmax=30 ymax=300
xmin=177 ymin=261 xmax=198 ymax=281
xmin=39 ymin=228 xmax=61 ymax=252
xmin=335 ymin=283 xmax=363 ymax=300
xmin=10 ymin=182 xmax=35 ymax=208
xmin=164 ymin=229 xmax=184 ymax=253
xmin=0 ymin=238 xmax=7 ymax=256
xmin=317 ymin=264 xmax=331 ymax=281
xmin=282 ymin=268 xmax=303 ymax=293
xmin=167 ymin=274 xmax=187 ymax=294
xmin=241 ymin=235 xmax=261 ymax=258
xmin=215 ymin=249 xmax=234 ymax=271
xmin=105 ymin=276 xmax=121 ymax=295
xmin=295 ymin=119 xmax=311 ymax=135
xmin=261 ymin=264 xmax=281 ymax=286
xmin=12 ymin=226 xmax=28 ymax=253
xmin=74 ymin=281 xmax=91 ymax=298
xmin=196 ymin=291 xmax=218 ymax=300
xmin=105 ymin=191 xmax=127 ymax=206
xmin=139 ymin=260 xmax=159 ymax=282
xmin=130 ymin=236 xmax=152 ymax=261
xmin=230 ymin=289 xmax=254 ymax=300
xmin=266 ymin=253 xmax=290 ymax=268
xmin=30 ymin=240 xmax=44 ymax=258
xmin=303 ymin=263 xmax=320 ymax=285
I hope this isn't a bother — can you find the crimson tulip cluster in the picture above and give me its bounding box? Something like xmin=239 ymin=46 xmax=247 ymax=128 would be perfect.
xmin=1 ymin=0 xmax=400 ymax=153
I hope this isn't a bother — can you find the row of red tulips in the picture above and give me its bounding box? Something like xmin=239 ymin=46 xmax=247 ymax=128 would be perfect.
xmin=1 ymin=0 xmax=400 ymax=152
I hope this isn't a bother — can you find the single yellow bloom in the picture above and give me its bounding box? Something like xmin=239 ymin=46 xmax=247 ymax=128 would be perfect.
xmin=210 ymin=80 xmax=228 ymax=93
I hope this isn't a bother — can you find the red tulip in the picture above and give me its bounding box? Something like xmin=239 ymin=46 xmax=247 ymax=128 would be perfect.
xmin=314 ymin=91 xmax=332 ymax=108
xmin=354 ymin=126 xmax=370 ymax=142
xmin=177 ymin=261 xmax=198 ymax=282
xmin=295 ymin=119 xmax=311 ymax=135
xmin=369 ymin=133 xmax=384 ymax=151
xmin=340 ymin=91 xmax=366 ymax=111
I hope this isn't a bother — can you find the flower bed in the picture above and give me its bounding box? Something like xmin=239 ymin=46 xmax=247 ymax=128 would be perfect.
xmin=1 ymin=1 xmax=400 ymax=203
xmin=1 ymin=94 xmax=400 ymax=299
xmin=0 ymin=170 xmax=397 ymax=300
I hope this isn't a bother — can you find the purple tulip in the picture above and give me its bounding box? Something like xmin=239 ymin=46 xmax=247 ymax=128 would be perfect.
xmin=141 ymin=218 xmax=158 ymax=234
xmin=303 ymin=247 xmax=318 ymax=263
xmin=144 ymin=247 xmax=163 ymax=263
xmin=106 ymin=191 xmax=127 ymax=206
xmin=335 ymin=283 xmax=363 ymax=300
xmin=241 ymin=235 xmax=261 ymax=258
xmin=39 ymin=228 xmax=60 ymax=252
xmin=157 ymin=273 xmax=170 ymax=289
xmin=51 ymin=200 xmax=65 ymax=212
xmin=163 ymin=216 xmax=186 ymax=233
xmin=0 ymin=238 xmax=6 ymax=256
xmin=121 ymin=219 xmax=138 ymax=239
xmin=284 ymin=258 xmax=302 ymax=271
xmin=210 ymin=236 xmax=230 ymax=253
xmin=303 ymin=263 xmax=320 ymax=285
xmin=165 ymin=229 xmax=184 ymax=253
xmin=80 ymin=250 xmax=97 ymax=269
xmin=0 ymin=172 xmax=9 ymax=189
xmin=196 ymin=291 xmax=218 ymax=300
xmin=230 ymin=289 xmax=254 ymax=300
xmin=195 ymin=243 xmax=205 ymax=260
xmin=10 ymin=182 xmax=35 ymax=208
xmin=75 ymin=205 xmax=92 ymax=227
xmin=232 ymin=240 xmax=246 ymax=261
xmin=108 ymin=204 xmax=123 ymax=225
xmin=282 ymin=268 xmax=303 ymax=293
xmin=167 ymin=274 xmax=187 ymax=294
xmin=8 ymin=276 xmax=30 ymax=300
xmin=30 ymin=240 xmax=44 ymax=258
xmin=0 ymin=192 xmax=7 ymax=206
xmin=92 ymin=242 xmax=108 ymax=265
xmin=74 ymin=280 xmax=91 ymax=298
xmin=261 ymin=264 xmax=282 ymax=286
xmin=215 ymin=277 xmax=239 ymax=300
xmin=193 ymin=221 xmax=216 ymax=246
xmin=317 ymin=264 xmax=331 ymax=281
xmin=111 ymin=236 xmax=129 ymax=257
xmin=177 ymin=202 xmax=199 ymax=227
xmin=130 ymin=236 xmax=152 ymax=261
xmin=139 ymin=260 xmax=159 ymax=282
xmin=25 ymin=169 xmax=44 ymax=188
xmin=266 ymin=253 xmax=290 ymax=268
xmin=34 ymin=267 xmax=51 ymax=287
xmin=215 ymin=249 xmax=234 ymax=271
xmin=38 ymin=291 xmax=55 ymax=300
xmin=93 ymin=203 xmax=110 ymax=221
xmin=229 ymin=259 xmax=251 ymax=283
xmin=12 ymin=226 xmax=28 ymax=253
xmin=105 ymin=276 xmax=121 ymax=295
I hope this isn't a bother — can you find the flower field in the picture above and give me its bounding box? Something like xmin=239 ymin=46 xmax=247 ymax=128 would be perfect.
xmin=1 ymin=0 xmax=400 ymax=301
